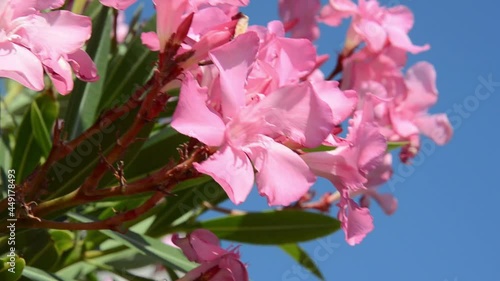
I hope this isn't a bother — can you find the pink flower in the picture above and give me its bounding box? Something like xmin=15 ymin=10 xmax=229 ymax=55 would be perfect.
xmin=141 ymin=0 xmax=234 ymax=59
xmin=301 ymin=101 xmax=387 ymax=245
xmin=173 ymin=229 xmax=248 ymax=281
xmin=342 ymin=47 xmax=452 ymax=160
xmin=320 ymin=0 xmax=429 ymax=54
xmin=172 ymin=32 xmax=338 ymax=206
xmin=0 ymin=0 xmax=98 ymax=94
xmin=99 ymin=0 xmax=137 ymax=10
xmin=278 ymin=0 xmax=321 ymax=41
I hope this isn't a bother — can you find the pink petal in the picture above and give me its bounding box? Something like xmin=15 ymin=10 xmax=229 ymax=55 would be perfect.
xmin=390 ymin=112 xmax=420 ymax=138
xmin=218 ymin=256 xmax=249 ymax=281
xmin=172 ymin=230 xmax=226 ymax=263
xmin=244 ymin=83 xmax=334 ymax=148
xmin=384 ymin=5 xmax=414 ymax=33
xmin=273 ymin=37 xmax=317 ymax=85
xmin=195 ymin=145 xmax=254 ymax=205
xmin=404 ymin=61 xmax=438 ymax=111
xmin=99 ymin=0 xmax=137 ymax=10
xmin=301 ymin=150 xmax=366 ymax=191
xmin=43 ymin=56 xmax=74 ymax=95
xmin=354 ymin=19 xmax=387 ymax=52
xmin=371 ymin=192 xmax=398 ymax=215
xmin=248 ymin=135 xmax=316 ymax=206
xmin=319 ymin=0 xmax=358 ymax=26
xmin=36 ymin=0 xmax=65 ymax=10
xmin=0 ymin=41 xmax=44 ymax=91
xmin=311 ymin=80 xmax=358 ymax=125
xmin=365 ymin=153 xmax=392 ymax=188
xmin=171 ymin=73 xmax=225 ymax=146
xmin=414 ymin=114 xmax=453 ymax=145
xmin=19 ymin=11 xmax=91 ymax=59
xmin=209 ymin=31 xmax=259 ymax=118
xmin=155 ymin=0 xmax=189 ymax=52
xmin=67 ymin=49 xmax=99 ymax=82
xmin=353 ymin=122 xmax=387 ymax=174
xmin=338 ymin=198 xmax=374 ymax=246
xmin=385 ymin=25 xmax=430 ymax=54
xmin=140 ymin=31 xmax=160 ymax=51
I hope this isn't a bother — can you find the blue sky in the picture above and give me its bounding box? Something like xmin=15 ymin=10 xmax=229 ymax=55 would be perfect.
xmin=134 ymin=1 xmax=500 ymax=280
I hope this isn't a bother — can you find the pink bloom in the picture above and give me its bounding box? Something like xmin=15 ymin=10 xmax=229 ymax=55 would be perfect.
xmin=141 ymin=1 xmax=234 ymax=59
xmin=173 ymin=229 xmax=248 ymax=281
xmin=99 ymin=0 xmax=137 ymax=10
xmin=342 ymin=47 xmax=452 ymax=159
xmin=278 ymin=0 xmax=321 ymax=41
xmin=0 ymin=0 xmax=98 ymax=94
xmin=172 ymin=32 xmax=338 ymax=206
xmin=320 ymin=0 xmax=429 ymax=54
xmin=301 ymin=101 xmax=387 ymax=245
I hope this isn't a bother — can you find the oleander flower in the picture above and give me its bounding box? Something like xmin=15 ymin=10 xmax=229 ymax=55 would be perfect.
xmin=0 ymin=0 xmax=98 ymax=94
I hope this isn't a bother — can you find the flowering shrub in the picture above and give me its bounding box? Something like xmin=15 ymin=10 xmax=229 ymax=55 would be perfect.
xmin=0 ymin=0 xmax=451 ymax=280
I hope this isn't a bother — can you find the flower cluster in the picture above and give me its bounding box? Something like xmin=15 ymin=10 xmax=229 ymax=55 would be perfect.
xmin=0 ymin=0 xmax=453 ymax=278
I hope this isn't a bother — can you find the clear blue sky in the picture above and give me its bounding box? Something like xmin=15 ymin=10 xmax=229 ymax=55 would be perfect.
xmin=131 ymin=1 xmax=500 ymax=280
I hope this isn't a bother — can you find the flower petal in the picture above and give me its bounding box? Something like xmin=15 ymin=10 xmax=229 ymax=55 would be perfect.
xmin=247 ymin=135 xmax=315 ymax=206
xmin=415 ymin=113 xmax=453 ymax=145
xmin=0 ymin=41 xmax=44 ymax=91
xmin=209 ymin=31 xmax=259 ymax=118
xmin=171 ymin=73 xmax=226 ymax=146
xmin=338 ymin=197 xmax=374 ymax=246
xmin=140 ymin=31 xmax=160 ymax=51
xmin=195 ymin=145 xmax=254 ymax=205
xmin=67 ymin=49 xmax=99 ymax=82
xmin=244 ymin=83 xmax=334 ymax=148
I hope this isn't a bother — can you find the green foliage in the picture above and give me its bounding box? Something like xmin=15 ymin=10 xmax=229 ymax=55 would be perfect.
xmin=194 ymin=210 xmax=341 ymax=245
xmin=10 ymin=94 xmax=58 ymax=182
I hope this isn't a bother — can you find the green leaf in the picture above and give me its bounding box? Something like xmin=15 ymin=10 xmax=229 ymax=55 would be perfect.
xmin=0 ymin=255 xmax=25 ymax=281
xmin=64 ymin=6 xmax=112 ymax=138
xmin=48 ymin=230 xmax=75 ymax=254
xmin=387 ymin=141 xmax=409 ymax=151
xmin=196 ymin=210 xmax=341 ymax=245
xmin=67 ymin=213 xmax=198 ymax=272
xmin=30 ymin=101 xmax=56 ymax=157
xmin=11 ymin=94 xmax=58 ymax=182
xmin=45 ymin=107 xmax=152 ymax=201
xmin=22 ymin=266 xmax=64 ymax=281
xmin=120 ymin=126 xmax=188 ymax=182
xmin=146 ymin=179 xmax=227 ymax=237
xmin=97 ymin=15 xmax=157 ymax=112
xmin=280 ymin=243 xmax=324 ymax=281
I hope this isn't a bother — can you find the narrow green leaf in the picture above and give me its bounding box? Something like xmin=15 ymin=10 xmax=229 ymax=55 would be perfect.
xmin=280 ymin=243 xmax=325 ymax=281
xmin=11 ymin=94 xmax=58 ymax=182
xmin=22 ymin=266 xmax=64 ymax=281
xmin=67 ymin=213 xmax=198 ymax=272
xmin=196 ymin=210 xmax=341 ymax=245
xmin=30 ymin=102 xmax=54 ymax=157
xmin=97 ymin=16 xmax=157 ymax=112
xmin=65 ymin=6 xmax=112 ymax=138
